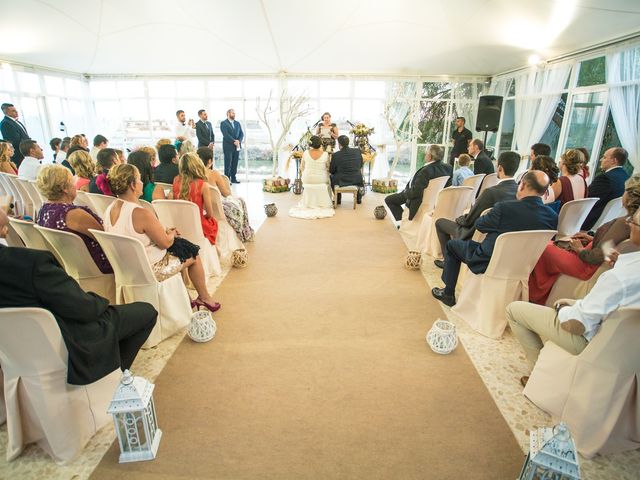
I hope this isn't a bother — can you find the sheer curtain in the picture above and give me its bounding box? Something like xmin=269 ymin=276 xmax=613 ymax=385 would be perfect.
xmin=607 ymin=46 xmax=640 ymax=173
xmin=513 ymin=64 xmax=571 ymax=155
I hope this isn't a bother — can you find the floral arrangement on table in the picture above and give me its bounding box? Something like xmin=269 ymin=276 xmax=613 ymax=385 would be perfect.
xmin=292 ymin=150 xmax=303 ymax=159
xmin=350 ymin=123 xmax=375 ymax=137
xmin=372 ymin=178 xmax=398 ymax=193
xmin=262 ymin=176 xmax=290 ymax=193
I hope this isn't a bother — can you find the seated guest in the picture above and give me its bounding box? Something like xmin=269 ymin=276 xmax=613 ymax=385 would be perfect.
xmin=0 ymin=206 xmax=156 ymax=386
xmin=468 ymin=139 xmax=494 ymax=175
xmin=0 ymin=141 xmax=18 ymax=174
xmin=385 ymin=144 xmax=452 ymax=222
xmin=68 ymin=150 xmax=96 ymax=192
xmin=49 ymin=137 xmax=62 ymax=162
xmin=156 ymin=138 xmax=172 ymax=151
xmin=104 ymin=164 xmax=220 ymax=312
xmin=17 ymin=139 xmax=44 ymax=181
xmin=36 ymin=165 xmax=113 ymax=274
xmin=90 ymin=134 xmax=108 ymax=162
xmin=515 ymin=143 xmax=552 ymax=183
xmin=581 ymin=147 xmax=630 ymax=231
xmin=137 ymin=145 xmax=158 ymax=168
xmin=63 ymin=134 xmax=90 ymax=174
xmin=179 ymin=140 xmax=196 ymax=156
xmin=154 ymin=144 xmax=180 ymax=184
xmin=127 ymin=150 xmax=165 ymax=202
xmin=173 ymin=152 xmax=218 ymax=245
xmin=508 ymin=206 xmax=640 ymax=386
xmin=89 ymin=148 xmax=122 ymax=196
xmin=197 ymin=147 xmax=254 ymax=242
xmin=434 ymin=151 xmax=520 ymax=268
xmin=529 ymin=174 xmax=640 ymax=305
xmin=432 ymin=171 xmax=558 ymax=307
xmin=576 ymin=147 xmax=590 ymax=180
xmin=114 ymin=148 xmax=126 ymax=165
xmin=530 ymin=155 xmax=560 ymax=205
xmin=452 ymin=154 xmax=473 ymax=186
xmin=551 ymin=149 xmax=587 ymax=206
xmin=329 ymin=135 xmax=364 ymax=204
xmin=55 ymin=137 xmax=70 ymax=165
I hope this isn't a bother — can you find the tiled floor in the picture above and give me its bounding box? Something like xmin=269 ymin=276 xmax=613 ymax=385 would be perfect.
xmin=1 ymin=185 xmax=638 ymax=479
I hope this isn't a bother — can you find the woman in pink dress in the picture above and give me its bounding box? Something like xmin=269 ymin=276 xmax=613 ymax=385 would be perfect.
xmin=68 ymin=150 xmax=95 ymax=192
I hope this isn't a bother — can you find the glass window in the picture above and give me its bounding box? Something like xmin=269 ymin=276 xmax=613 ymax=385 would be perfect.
xmin=118 ymin=81 xmax=145 ymax=98
xmin=244 ymin=80 xmax=277 ymax=99
xmin=286 ymin=80 xmax=317 ymax=98
xmin=64 ymin=99 xmax=88 ymax=137
xmin=0 ymin=64 xmax=15 ymax=91
xmin=207 ymin=80 xmax=242 ymax=98
xmin=597 ymin=111 xmax=634 ymax=176
xmin=19 ymin=96 xmax=46 ymax=149
xmin=507 ymin=79 xmax=516 ymax=97
xmin=352 ymin=99 xmax=384 ymax=146
xmin=65 ymin=79 xmax=83 ymax=97
xmin=16 ymin=72 xmax=40 ymax=94
xmin=90 ymin=81 xmax=117 ymax=98
xmin=451 ymin=83 xmax=474 ymax=100
xmin=319 ymin=80 xmax=350 ymax=98
xmin=422 ymin=82 xmax=450 ymax=99
xmin=418 ymin=100 xmax=447 ymax=144
xmin=46 ymin=97 xmax=65 ymax=137
xmin=148 ymin=80 xmax=175 ymax=98
xmin=388 ymin=144 xmax=412 ymax=185
xmin=176 ymin=80 xmax=204 ymax=98
xmin=577 ymin=56 xmax=606 ymax=87
xmin=148 ymin=99 xmax=177 ymax=140
xmin=354 ymin=81 xmax=385 ymax=98
xmin=44 ymin=76 xmax=65 ymax=96
xmin=317 ymin=99 xmax=351 ymax=131
xmin=94 ymin=100 xmax=123 ymax=147
xmin=499 ymin=99 xmax=515 ymax=152
xmin=538 ymin=93 xmax=567 ymax=159
xmin=564 ymin=91 xmax=606 ymax=159
xmin=239 ymin=99 xmax=273 ymax=181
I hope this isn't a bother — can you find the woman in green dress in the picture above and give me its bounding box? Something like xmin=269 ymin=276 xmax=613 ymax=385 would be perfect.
xmin=127 ymin=149 xmax=166 ymax=202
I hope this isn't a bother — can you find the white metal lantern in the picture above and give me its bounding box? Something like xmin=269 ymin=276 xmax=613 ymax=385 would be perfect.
xmin=188 ymin=310 xmax=217 ymax=342
xmin=108 ymin=369 xmax=162 ymax=463
xmin=519 ymin=422 xmax=581 ymax=480
xmin=426 ymin=319 xmax=458 ymax=354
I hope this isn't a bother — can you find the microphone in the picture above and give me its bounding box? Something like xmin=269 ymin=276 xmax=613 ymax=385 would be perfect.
xmin=346 ymin=120 xmax=355 ymax=127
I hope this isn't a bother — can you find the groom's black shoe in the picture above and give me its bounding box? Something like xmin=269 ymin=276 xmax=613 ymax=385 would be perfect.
xmin=434 ymin=259 xmax=445 ymax=269
xmin=231 ymin=178 xmax=240 ymax=184
xmin=431 ymin=287 xmax=456 ymax=307
xmin=336 ymin=193 xmax=342 ymax=205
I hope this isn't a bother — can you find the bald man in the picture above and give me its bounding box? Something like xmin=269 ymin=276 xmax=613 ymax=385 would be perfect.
xmin=432 ymin=170 xmax=559 ymax=307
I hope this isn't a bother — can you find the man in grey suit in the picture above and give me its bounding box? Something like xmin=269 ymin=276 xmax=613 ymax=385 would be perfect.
xmin=195 ymin=109 xmax=215 ymax=148
xmin=433 ymin=151 xmax=520 ymax=268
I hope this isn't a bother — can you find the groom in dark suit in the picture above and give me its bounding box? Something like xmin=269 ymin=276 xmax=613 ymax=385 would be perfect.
xmin=330 ymin=135 xmax=364 ymax=204
xmin=196 ymin=109 xmax=215 ymax=148
xmin=1 ymin=103 xmax=30 ymax=167
xmin=220 ymin=109 xmax=244 ymax=183
xmin=432 ymin=170 xmax=558 ymax=307
xmin=384 ymin=144 xmax=452 ymax=222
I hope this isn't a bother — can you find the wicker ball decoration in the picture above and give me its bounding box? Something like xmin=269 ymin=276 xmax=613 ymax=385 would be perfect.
xmin=187 ymin=310 xmax=217 ymax=343
xmin=374 ymin=205 xmax=387 ymax=220
xmin=426 ymin=319 xmax=458 ymax=354
xmin=405 ymin=250 xmax=422 ymax=270
xmin=232 ymin=249 xmax=249 ymax=268
xmin=264 ymin=203 xmax=278 ymax=217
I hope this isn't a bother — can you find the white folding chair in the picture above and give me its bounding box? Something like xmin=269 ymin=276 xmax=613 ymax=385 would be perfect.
xmin=73 ymin=190 xmax=94 ymax=211
xmin=0 ymin=307 xmax=119 ymax=462
xmin=6 ymin=174 xmax=33 ymax=218
xmin=415 ymin=186 xmax=474 ymax=259
xmin=138 ymin=198 xmax=157 ymax=216
xmin=591 ymin=196 xmax=626 ymax=231
xmin=399 ymin=175 xmax=450 ymax=238
xmin=152 ymin=199 xmax=222 ymax=277
xmin=82 ymin=192 xmax=117 ymax=217
xmin=476 ymin=172 xmax=499 ymax=197
xmin=461 ymin=173 xmax=485 ymax=203
xmin=89 ymin=229 xmax=191 ymax=348
xmin=14 ymin=177 xmax=41 ymax=220
xmin=556 ymin=198 xmax=599 ymax=238
xmin=155 ymin=182 xmax=173 ymax=199
xmin=4 ymin=222 xmax=24 ymax=247
xmin=26 ymin=180 xmax=45 ymax=215
xmin=0 ymin=173 xmax=22 ymax=216
xmin=451 ymin=230 xmax=556 ymax=338
xmin=208 ymin=185 xmax=244 ymax=264
xmin=34 ymin=226 xmax=116 ymax=303
xmin=8 ymin=218 xmax=49 ymax=251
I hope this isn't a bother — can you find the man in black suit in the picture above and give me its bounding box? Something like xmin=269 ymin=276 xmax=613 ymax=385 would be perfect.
xmin=384 ymin=144 xmax=452 ymax=222
xmin=433 ymin=151 xmax=520 ymax=268
xmin=432 ymin=171 xmax=558 ymax=307
xmin=581 ymin=147 xmax=630 ymax=231
xmin=0 ymin=207 xmax=157 ymax=386
xmin=0 ymin=103 xmax=30 ymax=167
xmin=468 ymin=138 xmax=494 ymax=175
xmin=330 ymin=135 xmax=364 ymax=204
xmin=196 ymin=109 xmax=215 ymax=148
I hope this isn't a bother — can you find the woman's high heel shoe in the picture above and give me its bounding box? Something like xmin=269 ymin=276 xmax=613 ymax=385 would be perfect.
xmin=194 ymin=298 xmax=221 ymax=313
xmin=190 ymin=299 xmax=198 ymax=309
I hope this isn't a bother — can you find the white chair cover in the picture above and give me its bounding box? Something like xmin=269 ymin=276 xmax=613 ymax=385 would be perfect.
xmin=461 ymin=173 xmax=485 ymax=205
xmin=73 ymin=190 xmax=94 ymax=211
xmin=14 ymin=178 xmax=39 ymax=219
xmin=83 ymin=192 xmax=117 ymax=217
xmin=0 ymin=174 xmax=22 ymax=216
xmin=556 ymin=198 xmax=599 ymax=238
xmin=90 ymin=229 xmax=191 ymax=347
xmin=591 ymin=196 xmax=625 ymax=231
xmin=524 ymin=308 xmax=640 ymax=458
xmin=208 ymin=185 xmax=244 ymax=264
xmin=415 ymin=186 xmax=474 ymax=258
xmin=452 ymin=230 xmax=556 ymax=338
xmin=138 ymin=198 xmax=157 ymax=215
xmin=399 ymin=176 xmax=450 ymax=238
xmin=26 ymin=180 xmax=45 ymax=215
xmin=34 ymin=226 xmax=116 ymax=303
xmin=0 ymin=307 xmax=119 ymax=462
xmin=8 ymin=218 xmax=49 ymax=251
xmin=476 ymin=173 xmax=499 ymax=197
xmin=7 ymin=175 xmax=34 ymax=218
xmin=4 ymin=223 xmax=24 ymax=247
xmin=152 ymin=199 xmax=222 ymax=277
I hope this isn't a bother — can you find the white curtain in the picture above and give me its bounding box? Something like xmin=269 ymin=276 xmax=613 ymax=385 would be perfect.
xmin=513 ymin=64 xmax=571 ymax=155
xmin=607 ymin=46 xmax=640 ymax=173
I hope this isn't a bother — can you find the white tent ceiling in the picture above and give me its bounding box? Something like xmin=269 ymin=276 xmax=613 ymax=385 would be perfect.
xmin=1 ymin=0 xmax=640 ymax=77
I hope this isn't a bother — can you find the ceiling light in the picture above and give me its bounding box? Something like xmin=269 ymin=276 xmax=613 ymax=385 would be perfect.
xmin=528 ymin=55 xmax=541 ymax=65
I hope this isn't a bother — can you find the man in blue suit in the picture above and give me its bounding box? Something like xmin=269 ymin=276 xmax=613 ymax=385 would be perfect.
xmin=432 ymin=170 xmax=558 ymax=307
xmin=220 ymin=109 xmax=244 ymax=184
xmin=0 ymin=103 xmax=30 ymax=167
xmin=581 ymin=147 xmax=630 ymax=231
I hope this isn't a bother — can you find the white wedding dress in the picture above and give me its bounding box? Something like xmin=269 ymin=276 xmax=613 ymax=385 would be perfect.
xmin=288 ymin=150 xmax=335 ymax=219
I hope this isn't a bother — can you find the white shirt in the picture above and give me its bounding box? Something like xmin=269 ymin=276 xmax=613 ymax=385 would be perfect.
xmin=17 ymin=156 xmax=43 ymax=181
xmin=175 ymin=122 xmax=194 ymax=140
xmin=90 ymin=146 xmax=101 ymax=162
xmin=558 ymin=251 xmax=640 ymax=341
xmin=56 ymin=151 xmax=67 ymax=163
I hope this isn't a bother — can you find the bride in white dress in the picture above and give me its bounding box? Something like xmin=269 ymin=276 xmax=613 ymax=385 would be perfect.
xmin=289 ymin=136 xmax=335 ymax=219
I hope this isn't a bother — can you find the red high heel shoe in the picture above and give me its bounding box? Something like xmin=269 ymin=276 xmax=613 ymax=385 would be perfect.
xmin=194 ymin=298 xmax=221 ymax=313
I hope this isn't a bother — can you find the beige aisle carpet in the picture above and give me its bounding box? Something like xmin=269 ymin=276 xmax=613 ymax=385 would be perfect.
xmin=91 ymin=192 xmax=523 ymax=480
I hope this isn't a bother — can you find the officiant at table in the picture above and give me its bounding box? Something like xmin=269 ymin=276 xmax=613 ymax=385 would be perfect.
xmin=330 ymin=135 xmax=364 ymax=204
xmin=316 ymin=112 xmax=339 ymax=152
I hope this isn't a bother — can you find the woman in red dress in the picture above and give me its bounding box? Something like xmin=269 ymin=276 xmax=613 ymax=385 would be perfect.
xmin=172 ymin=152 xmax=218 ymax=245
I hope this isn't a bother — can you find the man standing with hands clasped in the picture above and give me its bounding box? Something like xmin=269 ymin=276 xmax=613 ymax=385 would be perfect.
xmin=220 ymin=109 xmax=244 ymax=184
xmin=196 ymin=109 xmax=215 ymax=149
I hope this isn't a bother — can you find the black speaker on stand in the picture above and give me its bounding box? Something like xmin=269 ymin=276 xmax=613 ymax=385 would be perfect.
xmin=475 ymin=95 xmax=503 ymax=153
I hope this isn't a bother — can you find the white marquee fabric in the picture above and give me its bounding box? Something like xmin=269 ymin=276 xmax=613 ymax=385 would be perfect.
xmin=1 ymin=0 xmax=640 ymax=76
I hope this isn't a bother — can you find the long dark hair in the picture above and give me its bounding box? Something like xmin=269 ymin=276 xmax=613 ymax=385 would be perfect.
xmin=127 ymin=150 xmax=154 ymax=185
